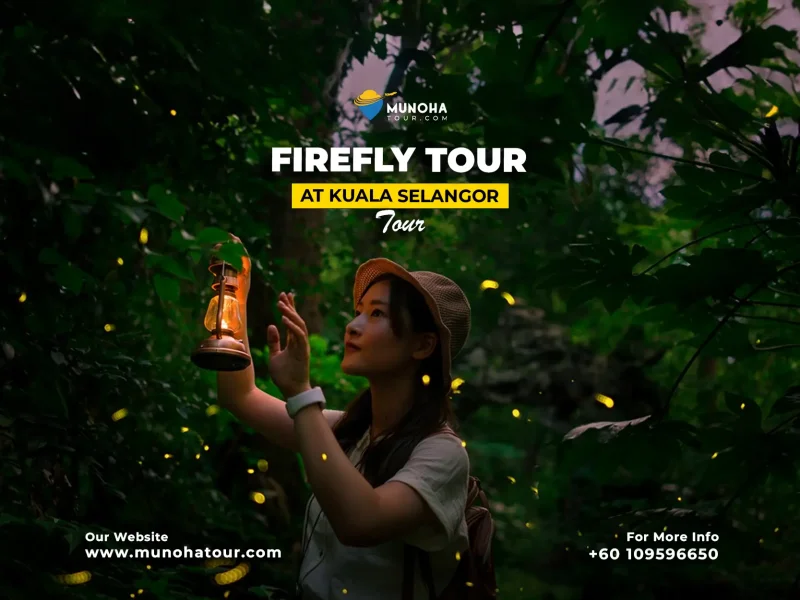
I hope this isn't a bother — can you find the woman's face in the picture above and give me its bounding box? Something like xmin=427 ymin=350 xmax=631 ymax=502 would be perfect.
xmin=341 ymin=279 xmax=434 ymax=378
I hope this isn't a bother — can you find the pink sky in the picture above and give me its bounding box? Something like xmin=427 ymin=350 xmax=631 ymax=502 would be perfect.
xmin=337 ymin=0 xmax=800 ymax=186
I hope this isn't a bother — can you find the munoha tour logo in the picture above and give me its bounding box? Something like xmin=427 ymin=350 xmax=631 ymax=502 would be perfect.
xmin=353 ymin=89 xmax=448 ymax=122
xmin=353 ymin=89 xmax=397 ymax=120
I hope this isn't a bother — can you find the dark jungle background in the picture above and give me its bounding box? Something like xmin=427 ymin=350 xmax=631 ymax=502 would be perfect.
xmin=2 ymin=0 xmax=800 ymax=598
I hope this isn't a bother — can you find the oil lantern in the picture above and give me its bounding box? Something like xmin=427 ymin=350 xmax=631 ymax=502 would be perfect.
xmin=190 ymin=256 xmax=251 ymax=371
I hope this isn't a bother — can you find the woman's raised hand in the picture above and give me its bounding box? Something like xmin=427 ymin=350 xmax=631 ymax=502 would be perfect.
xmin=267 ymin=292 xmax=312 ymax=399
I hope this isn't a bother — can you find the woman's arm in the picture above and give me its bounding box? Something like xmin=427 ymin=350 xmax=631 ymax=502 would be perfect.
xmin=279 ymin=301 xmax=443 ymax=547
xmin=293 ymin=403 xmax=441 ymax=547
xmin=216 ymin=311 xmax=302 ymax=451
xmin=213 ymin=239 xmax=348 ymax=451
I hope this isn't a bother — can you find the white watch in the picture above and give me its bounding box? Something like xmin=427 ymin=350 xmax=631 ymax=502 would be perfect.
xmin=286 ymin=386 xmax=326 ymax=419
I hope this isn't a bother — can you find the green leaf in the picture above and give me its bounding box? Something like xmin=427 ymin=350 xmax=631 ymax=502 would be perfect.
xmin=51 ymin=157 xmax=94 ymax=180
xmin=54 ymin=263 xmax=84 ymax=294
xmin=168 ymin=228 xmax=196 ymax=249
xmin=601 ymin=283 xmax=628 ymax=314
xmin=695 ymin=25 xmax=798 ymax=81
xmin=604 ymin=104 xmax=643 ymax=128
xmin=0 ymin=156 xmax=30 ymax=184
xmin=216 ymin=242 xmax=245 ymax=270
xmin=724 ymin=392 xmax=762 ymax=431
xmin=39 ymin=247 xmax=64 ymax=265
xmin=377 ymin=19 xmax=405 ymax=36
xmin=769 ymin=386 xmax=800 ymax=417
xmin=65 ymin=530 xmax=83 ymax=555
xmin=115 ymin=203 xmax=148 ymax=224
xmin=148 ymin=184 xmax=186 ymax=221
xmin=652 ymin=248 xmax=775 ymax=306
xmin=563 ymin=415 xmax=652 ymax=442
xmin=249 ymin=585 xmax=285 ymax=598
xmin=583 ymin=143 xmax=601 ymax=166
xmin=154 ymin=274 xmax=180 ymax=302
xmin=767 ymin=219 xmax=800 ymax=236
xmin=197 ymin=227 xmax=231 ymax=244
xmin=374 ymin=37 xmax=388 ymax=60
xmin=145 ymin=253 xmax=194 ymax=281
xmin=351 ymin=30 xmax=372 ymax=64
xmin=63 ymin=206 xmax=83 ymax=241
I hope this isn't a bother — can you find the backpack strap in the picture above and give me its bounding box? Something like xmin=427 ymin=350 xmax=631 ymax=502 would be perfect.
xmin=400 ymin=425 xmax=466 ymax=600
xmin=402 ymin=544 xmax=436 ymax=600
xmin=418 ymin=549 xmax=436 ymax=600
xmin=402 ymin=544 xmax=414 ymax=600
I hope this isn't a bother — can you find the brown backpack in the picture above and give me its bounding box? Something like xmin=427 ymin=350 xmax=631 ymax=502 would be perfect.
xmin=401 ymin=430 xmax=497 ymax=600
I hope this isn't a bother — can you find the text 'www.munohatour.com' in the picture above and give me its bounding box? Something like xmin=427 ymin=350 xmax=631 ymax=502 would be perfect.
xmin=85 ymin=546 xmax=282 ymax=560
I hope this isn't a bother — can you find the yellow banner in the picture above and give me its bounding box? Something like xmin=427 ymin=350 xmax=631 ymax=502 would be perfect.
xmin=291 ymin=183 xmax=509 ymax=208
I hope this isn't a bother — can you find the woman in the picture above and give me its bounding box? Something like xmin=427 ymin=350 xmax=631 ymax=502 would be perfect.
xmin=217 ymin=238 xmax=472 ymax=600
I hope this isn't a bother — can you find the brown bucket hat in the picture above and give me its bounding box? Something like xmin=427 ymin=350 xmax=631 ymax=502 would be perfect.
xmin=353 ymin=258 xmax=471 ymax=392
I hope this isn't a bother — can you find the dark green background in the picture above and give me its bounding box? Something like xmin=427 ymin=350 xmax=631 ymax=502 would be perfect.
xmin=1 ymin=0 xmax=800 ymax=598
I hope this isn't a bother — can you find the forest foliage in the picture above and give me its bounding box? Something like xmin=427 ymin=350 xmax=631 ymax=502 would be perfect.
xmin=1 ymin=0 xmax=800 ymax=598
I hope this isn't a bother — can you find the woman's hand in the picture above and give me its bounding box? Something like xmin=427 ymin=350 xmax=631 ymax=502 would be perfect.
xmin=267 ymin=292 xmax=312 ymax=399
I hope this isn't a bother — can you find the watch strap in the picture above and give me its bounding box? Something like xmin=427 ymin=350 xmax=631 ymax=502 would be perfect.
xmin=286 ymin=386 xmax=326 ymax=419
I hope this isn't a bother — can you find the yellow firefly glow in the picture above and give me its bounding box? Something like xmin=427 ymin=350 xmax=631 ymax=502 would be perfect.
xmin=594 ymin=393 xmax=614 ymax=408
xmin=214 ymin=562 xmax=250 ymax=585
xmin=55 ymin=571 xmax=92 ymax=585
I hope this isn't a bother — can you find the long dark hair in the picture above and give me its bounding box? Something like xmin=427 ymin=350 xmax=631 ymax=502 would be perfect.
xmin=333 ymin=273 xmax=457 ymax=486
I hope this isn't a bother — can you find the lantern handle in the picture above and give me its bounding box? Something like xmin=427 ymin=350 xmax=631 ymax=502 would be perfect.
xmin=214 ymin=261 xmax=227 ymax=339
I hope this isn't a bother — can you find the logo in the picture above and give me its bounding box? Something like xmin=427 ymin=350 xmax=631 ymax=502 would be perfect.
xmin=353 ymin=89 xmax=397 ymax=121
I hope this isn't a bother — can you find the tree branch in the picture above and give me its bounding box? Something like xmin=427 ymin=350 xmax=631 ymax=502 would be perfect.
xmin=768 ymin=285 xmax=800 ymax=298
xmin=524 ymin=0 xmax=576 ymax=82
xmin=587 ymin=137 xmax=768 ymax=181
xmin=752 ymin=343 xmax=800 ymax=352
xmin=638 ymin=223 xmax=762 ymax=276
xmin=734 ymin=313 xmax=800 ymax=326
xmin=741 ymin=299 xmax=800 ymax=309
xmin=660 ymin=261 xmax=800 ymax=417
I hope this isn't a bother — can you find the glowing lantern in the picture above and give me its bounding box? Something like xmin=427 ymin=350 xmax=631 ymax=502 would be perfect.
xmin=191 ymin=255 xmax=251 ymax=371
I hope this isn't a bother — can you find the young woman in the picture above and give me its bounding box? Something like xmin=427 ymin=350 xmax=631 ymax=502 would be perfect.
xmin=217 ymin=238 xmax=472 ymax=600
